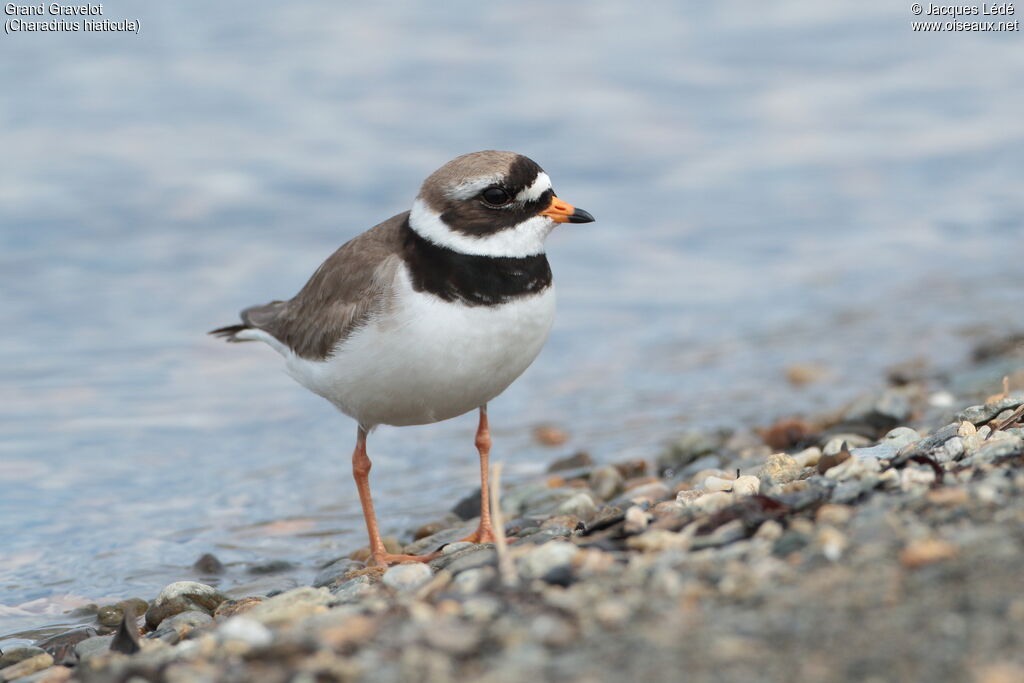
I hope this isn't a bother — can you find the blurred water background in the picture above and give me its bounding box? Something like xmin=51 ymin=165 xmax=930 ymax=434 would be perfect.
xmin=2 ymin=1 xmax=1022 ymax=644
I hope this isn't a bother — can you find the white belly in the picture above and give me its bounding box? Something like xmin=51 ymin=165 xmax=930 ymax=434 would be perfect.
xmin=283 ymin=269 xmax=556 ymax=427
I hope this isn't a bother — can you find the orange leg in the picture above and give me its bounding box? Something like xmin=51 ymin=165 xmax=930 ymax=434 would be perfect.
xmin=352 ymin=426 xmax=437 ymax=567
xmin=458 ymin=406 xmax=500 ymax=544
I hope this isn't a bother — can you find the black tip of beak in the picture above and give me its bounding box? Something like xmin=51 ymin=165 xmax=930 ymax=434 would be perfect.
xmin=568 ymin=208 xmax=595 ymax=224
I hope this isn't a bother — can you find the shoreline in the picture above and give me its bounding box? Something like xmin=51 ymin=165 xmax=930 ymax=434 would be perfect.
xmin=2 ymin=338 xmax=1023 ymax=682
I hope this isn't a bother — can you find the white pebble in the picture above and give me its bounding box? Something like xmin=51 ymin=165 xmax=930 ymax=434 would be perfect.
xmin=218 ymin=617 xmax=273 ymax=648
xmin=694 ymin=491 xmax=733 ymax=513
xmin=702 ymin=475 xmax=734 ymax=492
xmin=732 ymin=476 xmax=760 ymax=496
xmin=957 ymin=421 xmax=977 ymax=437
xmin=382 ymin=563 xmax=433 ymax=592
xmin=623 ymin=506 xmax=649 ymax=534
xmin=794 ymin=447 xmax=822 ymax=468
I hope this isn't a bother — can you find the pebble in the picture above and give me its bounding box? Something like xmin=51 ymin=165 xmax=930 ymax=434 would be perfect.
xmin=732 ymin=476 xmax=760 ymax=496
xmin=817 ymin=526 xmax=847 ymax=561
xmin=958 ymin=421 xmax=977 ymax=437
xmin=623 ymin=506 xmax=649 ymax=534
xmin=615 ymin=481 xmax=671 ymax=507
xmin=843 ymin=388 xmax=911 ymax=429
xmin=312 ymin=558 xmax=363 ymax=588
xmin=0 ymin=647 xmax=46 ymax=670
xmin=941 ymin=436 xmax=965 ymax=461
xmin=331 ymin=575 xmax=375 ymax=603
xmin=217 ymin=617 xmax=274 ymax=649
xmin=589 ymin=465 xmax=624 ymax=500
xmin=657 ymin=430 xmax=722 ymax=474
xmin=754 ymin=519 xmax=784 ymax=541
xmin=164 ymin=610 xmax=214 ymax=634
xmin=882 ymin=426 xmax=921 ymax=450
xmin=793 ymin=446 xmax=822 ymax=468
xmin=690 ymin=519 xmax=746 ymax=550
xmin=192 ymin=553 xmax=225 ymax=575
xmin=957 ymin=393 xmax=1024 ymax=424
xmin=530 ymin=614 xmax=575 ymax=648
xmin=441 ymin=541 xmax=475 ymax=556
xmin=702 ymin=475 xmax=734 ymax=492
xmin=520 ymin=541 xmax=578 ymax=580
xmin=823 ymin=437 xmax=865 ymax=456
xmin=74 ymin=635 xmax=114 ymax=662
xmin=433 ymin=546 xmax=497 ymax=575
xmin=546 ymin=451 xmax=591 ymax=471
xmin=423 ymin=620 xmax=483 ymax=655
xmin=772 ymin=530 xmax=810 ymax=557
xmin=556 ymin=492 xmax=598 ymax=521
xmin=247 ymin=559 xmax=295 ymax=575
xmin=32 ymin=627 xmax=98 ymax=665
xmin=815 ymin=504 xmax=853 ymax=526
xmin=694 ymin=491 xmax=733 ymax=513
xmin=145 ymin=581 xmax=229 ymax=630
xmin=0 ymin=652 xmax=54 ymax=681
xmin=245 ymin=587 xmax=334 ymax=625
xmin=760 ymin=453 xmax=800 ymax=484
xmin=451 ymin=567 xmax=495 ymax=594
xmin=626 ymin=528 xmax=689 ymax=552
xmin=212 ymin=596 xmax=264 ymax=620
xmin=900 ymin=538 xmax=958 ymax=568
xmin=382 ymin=563 xmax=434 ymax=592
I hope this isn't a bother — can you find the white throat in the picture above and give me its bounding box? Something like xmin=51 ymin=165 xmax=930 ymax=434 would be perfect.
xmin=408 ymin=198 xmax=554 ymax=258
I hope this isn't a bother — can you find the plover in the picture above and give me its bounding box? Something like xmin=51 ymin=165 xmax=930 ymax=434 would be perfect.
xmin=211 ymin=151 xmax=594 ymax=567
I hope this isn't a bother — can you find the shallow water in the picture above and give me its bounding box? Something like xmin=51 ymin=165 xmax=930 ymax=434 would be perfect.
xmin=2 ymin=1 xmax=1023 ymax=644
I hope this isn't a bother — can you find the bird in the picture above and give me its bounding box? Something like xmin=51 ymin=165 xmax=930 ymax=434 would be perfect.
xmin=210 ymin=151 xmax=594 ymax=567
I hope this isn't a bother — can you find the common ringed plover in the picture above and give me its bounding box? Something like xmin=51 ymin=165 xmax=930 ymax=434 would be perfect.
xmin=211 ymin=150 xmax=594 ymax=567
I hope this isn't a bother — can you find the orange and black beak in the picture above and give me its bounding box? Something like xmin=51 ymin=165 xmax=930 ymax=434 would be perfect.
xmin=540 ymin=197 xmax=595 ymax=224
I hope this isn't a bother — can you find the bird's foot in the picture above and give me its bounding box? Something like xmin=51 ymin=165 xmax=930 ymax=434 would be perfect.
xmin=367 ymin=551 xmax=439 ymax=568
xmin=456 ymin=523 xmax=516 ymax=545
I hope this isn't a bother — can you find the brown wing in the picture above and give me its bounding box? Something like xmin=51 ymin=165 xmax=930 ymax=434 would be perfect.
xmin=210 ymin=212 xmax=408 ymax=360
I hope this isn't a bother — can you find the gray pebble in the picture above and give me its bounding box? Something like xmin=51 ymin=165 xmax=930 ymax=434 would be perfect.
xmin=331 ymin=574 xmax=375 ymax=602
xmin=556 ymin=492 xmax=598 ymax=521
xmin=423 ymin=620 xmax=483 ymax=655
xmin=962 ymin=435 xmax=1024 ymax=467
xmin=657 ymin=430 xmax=723 ymax=475
xmin=192 ymin=553 xmax=225 ymax=575
xmin=590 ymin=465 xmax=624 ymax=501
xmin=451 ymin=567 xmax=496 ymax=594
xmin=312 ymin=557 xmax=362 ymax=588
xmin=74 ymin=634 xmax=114 ymax=661
xmin=882 ymin=427 xmax=921 ymax=450
xmin=520 ymin=541 xmax=578 ymax=580
xmin=382 ymin=563 xmax=433 ymax=592
xmin=145 ymin=581 xmax=229 ymax=630
xmin=247 ymin=559 xmax=295 ymax=575
xmin=956 ymin=393 xmax=1024 ymax=424
xmin=164 ymin=610 xmax=213 ymax=632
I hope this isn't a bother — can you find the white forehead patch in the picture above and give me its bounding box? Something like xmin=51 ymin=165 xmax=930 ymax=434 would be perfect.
xmin=408 ymin=198 xmax=555 ymax=258
xmin=515 ymin=172 xmax=551 ymax=203
xmin=445 ymin=174 xmax=505 ymax=201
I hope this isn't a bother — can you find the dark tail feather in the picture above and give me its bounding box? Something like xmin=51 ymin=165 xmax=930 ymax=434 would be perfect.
xmin=208 ymin=324 xmax=252 ymax=342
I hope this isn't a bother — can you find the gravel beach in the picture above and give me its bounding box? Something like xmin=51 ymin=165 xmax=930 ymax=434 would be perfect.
xmin=3 ymin=339 xmax=1023 ymax=683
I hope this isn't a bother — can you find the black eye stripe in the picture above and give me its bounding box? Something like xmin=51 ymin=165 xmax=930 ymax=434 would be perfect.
xmin=441 ymin=187 xmax=554 ymax=236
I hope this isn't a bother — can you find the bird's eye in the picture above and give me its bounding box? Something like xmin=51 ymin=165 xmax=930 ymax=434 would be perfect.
xmin=481 ymin=187 xmax=511 ymax=206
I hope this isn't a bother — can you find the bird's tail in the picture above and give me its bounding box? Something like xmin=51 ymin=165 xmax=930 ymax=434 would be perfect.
xmin=208 ymin=324 xmax=252 ymax=343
